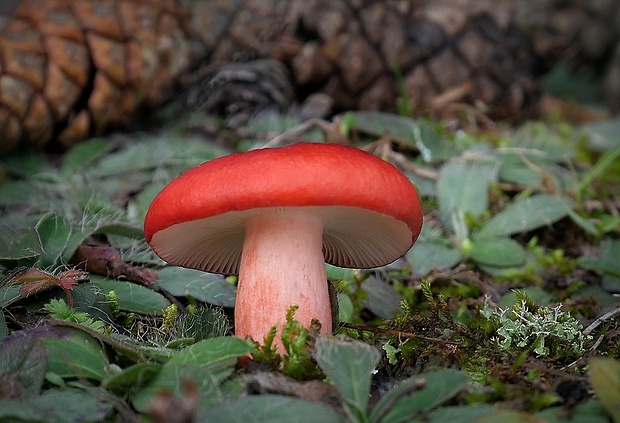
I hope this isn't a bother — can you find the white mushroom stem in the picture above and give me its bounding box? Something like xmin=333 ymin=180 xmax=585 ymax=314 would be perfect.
xmin=235 ymin=210 xmax=332 ymax=351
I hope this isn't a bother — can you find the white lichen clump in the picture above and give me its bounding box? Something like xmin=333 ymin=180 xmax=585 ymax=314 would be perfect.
xmin=492 ymin=300 xmax=591 ymax=357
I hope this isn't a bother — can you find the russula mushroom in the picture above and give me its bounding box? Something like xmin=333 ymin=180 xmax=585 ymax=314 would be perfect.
xmin=144 ymin=142 xmax=423 ymax=350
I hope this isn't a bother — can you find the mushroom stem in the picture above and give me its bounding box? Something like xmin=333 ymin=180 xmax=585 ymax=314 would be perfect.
xmin=235 ymin=210 xmax=332 ymax=351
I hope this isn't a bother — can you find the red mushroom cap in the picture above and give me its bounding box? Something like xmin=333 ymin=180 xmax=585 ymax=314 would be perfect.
xmin=144 ymin=142 xmax=423 ymax=273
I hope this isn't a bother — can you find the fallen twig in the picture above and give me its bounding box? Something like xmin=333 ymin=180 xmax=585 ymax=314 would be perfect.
xmin=340 ymin=322 xmax=462 ymax=346
xmin=583 ymin=306 xmax=620 ymax=335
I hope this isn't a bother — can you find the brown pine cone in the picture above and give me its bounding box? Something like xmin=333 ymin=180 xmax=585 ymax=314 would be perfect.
xmin=193 ymin=0 xmax=542 ymax=120
xmin=184 ymin=59 xmax=296 ymax=128
xmin=0 ymin=0 xmax=193 ymax=152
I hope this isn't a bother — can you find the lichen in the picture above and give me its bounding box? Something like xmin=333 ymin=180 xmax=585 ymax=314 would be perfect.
xmin=492 ymin=299 xmax=591 ymax=358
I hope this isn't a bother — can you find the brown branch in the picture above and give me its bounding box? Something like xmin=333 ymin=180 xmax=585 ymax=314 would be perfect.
xmin=340 ymin=322 xmax=462 ymax=346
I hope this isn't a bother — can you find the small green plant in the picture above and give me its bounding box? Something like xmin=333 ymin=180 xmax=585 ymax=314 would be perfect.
xmin=105 ymin=289 xmax=120 ymax=317
xmin=251 ymin=306 xmax=319 ymax=380
xmin=161 ymin=303 xmax=178 ymax=329
xmin=44 ymin=298 xmax=106 ymax=332
xmin=280 ymin=306 xmax=317 ymax=379
xmin=382 ymin=342 xmax=402 ymax=365
xmin=491 ymin=297 xmax=591 ymax=357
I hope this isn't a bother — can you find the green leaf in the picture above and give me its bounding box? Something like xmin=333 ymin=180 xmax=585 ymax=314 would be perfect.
xmin=61 ymin=139 xmax=111 ymax=175
xmin=93 ymin=221 xmax=145 ymax=239
xmin=578 ymin=238 xmax=620 ymax=278
xmin=90 ymin=140 xmax=176 ymax=176
xmin=474 ymin=409 xmax=544 ymax=422
xmin=131 ymin=337 xmax=251 ymax=412
xmin=413 ymin=404 xmax=498 ymax=423
xmin=154 ymin=267 xmax=236 ymax=307
xmin=437 ymin=161 xmax=497 ymax=237
xmin=0 ymin=312 xmax=7 ymax=342
xmin=572 ymin=284 xmax=617 ymax=308
xmin=35 ymin=213 xmax=73 ymax=267
xmin=247 ymin=114 xmax=303 ymax=137
xmin=31 ymin=388 xmax=114 ymax=423
xmin=406 ymin=223 xmax=463 ymax=274
xmin=597 ymin=214 xmax=620 ymax=234
xmin=566 ymin=208 xmax=599 ymax=236
xmin=0 ymin=214 xmax=42 ymax=261
xmin=337 ymin=292 xmax=355 ymax=323
xmin=166 ymin=336 xmax=251 ymax=366
xmin=579 ymin=126 xmax=620 ymax=195
xmin=50 ymin=320 xmax=146 ymax=363
xmin=0 ymin=152 xmax=55 ymax=177
xmin=498 ymin=161 xmax=545 ymax=188
xmin=477 ymin=194 xmax=572 ymax=239
xmin=200 ymin=395 xmax=345 ymax=422
xmin=406 ymin=240 xmax=462 ymax=275
xmin=369 ymin=376 xmax=428 ymax=422
xmin=469 ymin=238 xmax=526 ymax=267
xmin=0 ymin=285 xmax=23 ymax=308
xmin=314 ymin=336 xmax=380 ymax=418
xmin=0 ymin=180 xmax=39 ymax=206
xmin=92 ymin=278 xmax=170 ymax=314
xmin=90 ymin=137 xmax=223 ymax=177
xmin=0 ymin=399 xmax=49 ymax=422
xmin=133 ymin=182 xmax=168 ymax=220
xmin=407 ymin=171 xmax=437 ymax=197
xmin=70 ymin=283 xmax=114 ymax=322
xmin=133 ymin=363 xmax=229 ymax=412
xmin=0 ymin=332 xmax=47 ymax=396
xmin=589 ymin=357 xmax=620 ymax=423
xmin=106 ymin=236 xmax=161 ymax=265
xmin=537 ymin=400 xmax=610 ymax=423
xmin=380 ymin=369 xmax=468 ymax=423
xmin=362 ymin=276 xmax=403 ymax=319
xmin=101 ymin=362 xmax=161 ymax=393
xmin=326 ymin=264 xmax=356 ymax=281
xmin=583 ymin=115 xmax=620 ymax=152
xmin=42 ymin=328 xmax=109 ymax=381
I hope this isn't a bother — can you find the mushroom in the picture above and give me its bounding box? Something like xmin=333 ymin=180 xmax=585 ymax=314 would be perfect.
xmin=144 ymin=142 xmax=423 ymax=350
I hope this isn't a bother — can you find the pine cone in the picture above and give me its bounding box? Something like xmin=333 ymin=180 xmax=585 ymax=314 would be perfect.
xmin=184 ymin=59 xmax=296 ymax=128
xmin=0 ymin=0 xmax=192 ymax=152
xmin=191 ymin=0 xmax=542 ymax=121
